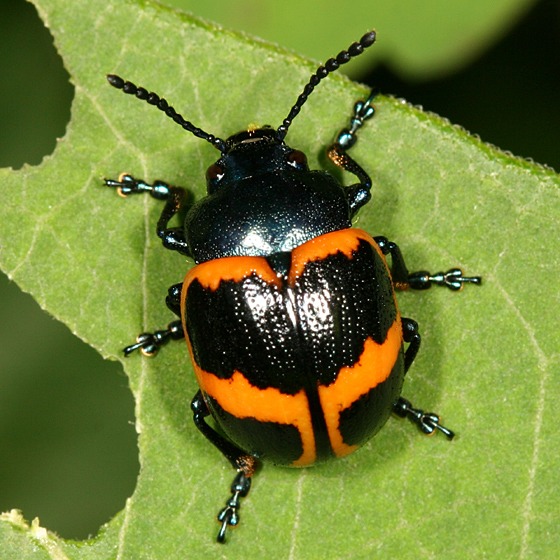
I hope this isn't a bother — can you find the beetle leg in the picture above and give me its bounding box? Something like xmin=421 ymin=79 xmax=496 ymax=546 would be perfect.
xmin=374 ymin=236 xmax=481 ymax=291
xmin=191 ymin=391 xmax=257 ymax=475
xmin=397 ymin=318 xmax=454 ymax=439
xmin=401 ymin=317 xmax=420 ymax=373
xmin=104 ymin=173 xmax=192 ymax=256
xmin=393 ymin=397 xmax=455 ymax=440
xmin=328 ymin=89 xmax=377 ymax=216
xmin=165 ymin=282 xmax=183 ymax=315
xmin=191 ymin=391 xmax=257 ymax=543
xmin=121 ymin=283 xmax=185 ymax=356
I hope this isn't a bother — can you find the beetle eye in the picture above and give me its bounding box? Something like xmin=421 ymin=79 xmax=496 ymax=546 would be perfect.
xmin=286 ymin=150 xmax=307 ymax=169
xmin=206 ymin=163 xmax=225 ymax=182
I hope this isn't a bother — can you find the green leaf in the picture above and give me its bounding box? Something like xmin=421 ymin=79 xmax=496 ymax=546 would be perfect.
xmin=1 ymin=0 xmax=558 ymax=558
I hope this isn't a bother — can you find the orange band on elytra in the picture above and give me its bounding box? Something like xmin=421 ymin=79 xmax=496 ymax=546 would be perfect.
xmin=184 ymin=255 xmax=281 ymax=292
xmin=318 ymin=317 xmax=402 ymax=458
xmin=288 ymin=228 xmax=381 ymax=284
xmin=195 ymin=366 xmax=317 ymax=466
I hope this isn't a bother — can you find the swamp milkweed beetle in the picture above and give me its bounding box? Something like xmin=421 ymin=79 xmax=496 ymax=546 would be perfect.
xmin=104 ymin=30 xmax=481 ymax=543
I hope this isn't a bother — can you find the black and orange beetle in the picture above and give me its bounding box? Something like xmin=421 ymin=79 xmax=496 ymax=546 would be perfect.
xmin=104 ymin=31 xmax=481 ymax=542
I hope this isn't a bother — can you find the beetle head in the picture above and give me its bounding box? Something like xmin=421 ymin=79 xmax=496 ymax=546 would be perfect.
xmin=204 ymin=127 xmax=309 ymax=193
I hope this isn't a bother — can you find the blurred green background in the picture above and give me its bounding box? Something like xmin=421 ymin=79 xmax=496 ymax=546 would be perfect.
xmin=0 ymin=0 xmax=558 ymax=540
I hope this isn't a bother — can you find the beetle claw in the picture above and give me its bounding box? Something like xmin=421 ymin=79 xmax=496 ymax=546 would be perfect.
xmin=104 ymin=174 xmax=140 ymax=197
xmin=123 ymin=335 xmax=155 ymax=356
xmin=123 ymin=333 xmax=160 ymax=356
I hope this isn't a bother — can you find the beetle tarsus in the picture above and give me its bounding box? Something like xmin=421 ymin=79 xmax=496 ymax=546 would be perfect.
xmin=105 ymin=173 xmax=172 ymax=199
xmin=216 ymin=471 xmax=252 ymax=543
xmin=334 ymin=88 xmax=378 ymax=150
xmin=408 ymin=268 xmax=482 ymax=291
xmin=122 ymin=321 xmax=184 ymax=357
xmin=394 ymin=397 xmax=455 ymax=440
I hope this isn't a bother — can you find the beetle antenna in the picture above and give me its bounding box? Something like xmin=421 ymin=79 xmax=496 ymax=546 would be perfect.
xmin=276 ymin=31 xmax=376 ymax=141
xmin=106 ymin=74 xmax=227 ymax=153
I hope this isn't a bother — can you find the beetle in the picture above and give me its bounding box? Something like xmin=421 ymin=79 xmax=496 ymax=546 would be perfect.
xmin=104 ymin=30 xmax=481 ymax=542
